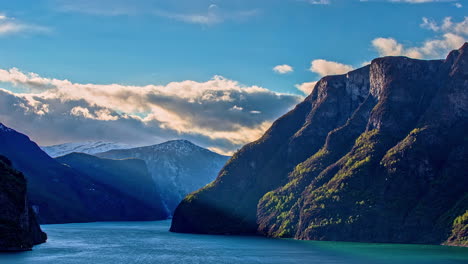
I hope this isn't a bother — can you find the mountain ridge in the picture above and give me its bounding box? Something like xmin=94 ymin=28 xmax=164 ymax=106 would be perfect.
xmin=41 ymin=141 xmax=133 ymax=157
xmin=55 ymin=152 xmax=169 ymax=220
xmin=96 ymin=139 xmax=230 ymax=214
xmin=170 ymin=43 xmax=468 ymax=247
xmin=0 ymin=123 xmax=168 ymax=224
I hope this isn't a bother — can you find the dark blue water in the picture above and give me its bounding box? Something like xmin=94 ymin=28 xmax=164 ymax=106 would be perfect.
xmin=0 ymin=220 xmax=467 ymax=264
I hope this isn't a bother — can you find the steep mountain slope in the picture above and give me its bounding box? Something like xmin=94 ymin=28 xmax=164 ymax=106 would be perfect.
xmin=170 ymin=65 xmax=372 ymax=234
xmin=56 ymin=152 xmax=168 ymax=219
xmin=0 ymin=123 xmax=167 ymax=223
xmin=170 ymin=43 xmax=468 ymax=246
xmin=0 ymin=155 xmax=46 ymax=251
xmin=96 ymin=140 xmax=229 ymax=214
xmin=42 ymin=141 xmax=132 ymax=157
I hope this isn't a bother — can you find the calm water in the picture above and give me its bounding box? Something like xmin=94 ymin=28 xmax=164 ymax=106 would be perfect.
xmin=1 ymin=220 xmax=467 ymax=264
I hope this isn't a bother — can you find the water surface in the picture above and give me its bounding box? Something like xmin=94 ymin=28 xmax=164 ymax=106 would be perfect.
xmin=0 ymin=220 xmax=467 ymax=264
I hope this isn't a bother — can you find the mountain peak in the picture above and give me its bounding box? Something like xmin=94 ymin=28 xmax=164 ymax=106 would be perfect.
xmin=162 ymin=139 xmax=194 ymax=145
xmin=170 ymin=46 xmax=468 ymax=247
xmin=460 ymin=42 xmax=468 ymax=51
xmin=149 ymin=139 xmax=204 ymax=154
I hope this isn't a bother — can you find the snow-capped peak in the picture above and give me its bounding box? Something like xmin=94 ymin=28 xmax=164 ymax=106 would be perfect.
xmin=41 ymin=141 xmax=134 ymax=157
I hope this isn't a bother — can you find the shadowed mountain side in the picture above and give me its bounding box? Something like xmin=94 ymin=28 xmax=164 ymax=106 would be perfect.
xmin=170 ymin=43 xmax=468 ymax=246
xmin=96 ymin=140 xmax=229 ymax=214
xmin=56 ymin=153 xmax=168 ymax=219
xmin=0 ymin=123 xmax=167 ymax=224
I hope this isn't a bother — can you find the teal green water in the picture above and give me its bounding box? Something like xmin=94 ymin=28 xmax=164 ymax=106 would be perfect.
xmin=0 ymin=220 xmax=467 ymax=264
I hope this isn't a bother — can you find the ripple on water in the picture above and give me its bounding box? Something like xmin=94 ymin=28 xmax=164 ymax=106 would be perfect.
xmin=0 ymin=220 xmax=467 ymax=264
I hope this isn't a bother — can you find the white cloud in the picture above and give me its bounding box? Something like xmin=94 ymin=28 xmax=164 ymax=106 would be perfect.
xmin=297 ymin=60 xmax=353 ymax=96
xmin=0 ymin=13 xmax=49 ymax=36
xmin=372 ymin=38 xmax=423 ymax=58
xmin=57 ymin=0 xmax=258 ymax=25
xmin=372 ymin=17 xmax=467 ymax=59
xmin=0 ymin=68 xmax=301 ymax=154
xmin=154 ymin=6 xmax=258 ymax=25
xmin=421 ymin=16 xmax=468 ymax=35
xmin=454 ymin=3 xmax=462 ymax=8
xmin=308 ymin=0 xmax=331 ymax=4
xmin=361 ymin=61 xmax=372 ymax=66
xmin=295 ymin=81 xmax=317 ymax=95
xmin=230 ymin=105 xmax=244 ymax=111
xmin=310 ymin=59 xmax=354 ymax=76
xmin=273 ymin=64 xmax=294 ymax=74
xmin=0 ymin=22 xmax=25 ymax=35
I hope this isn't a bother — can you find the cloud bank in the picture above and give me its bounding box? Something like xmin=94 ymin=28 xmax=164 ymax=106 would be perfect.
xmin=0 ymin=68 xmax=301 ymax=155
xmin=372 ymin=17 xmax=467 ymax=59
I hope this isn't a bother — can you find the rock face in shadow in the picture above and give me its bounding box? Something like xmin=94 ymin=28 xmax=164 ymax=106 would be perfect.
xmin=0 ymin=155 xmax=47 ymax=251
xmin=56 ymin=153 xmax=169 ymax=219
xmin=170 ymin=43 xmax=468 ymax=246
xmin=96 ymin=140 xmax=229 ymax=214
xmin=0 ymin=124 xmax=168 ymax=224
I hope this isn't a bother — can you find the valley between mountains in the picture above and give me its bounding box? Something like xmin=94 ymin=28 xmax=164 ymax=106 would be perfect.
xmin=0 ymin=44 xmax=467 ymax=251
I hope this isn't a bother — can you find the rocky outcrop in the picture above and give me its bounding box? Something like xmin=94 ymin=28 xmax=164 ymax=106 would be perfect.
xmin=0 ymin=155 xmax=46 ymax=251
xmin=170 ymin=43 xmax=468 ymax=246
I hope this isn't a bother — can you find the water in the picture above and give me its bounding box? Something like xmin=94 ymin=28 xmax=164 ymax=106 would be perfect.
xmin=1 ymin=220 xmax=467 ymax=264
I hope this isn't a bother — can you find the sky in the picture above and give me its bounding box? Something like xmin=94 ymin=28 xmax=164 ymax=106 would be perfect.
xmin=0 ymin=0 xmax=466 ymax=155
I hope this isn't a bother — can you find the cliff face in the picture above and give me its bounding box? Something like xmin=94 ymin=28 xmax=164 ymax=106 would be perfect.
xmin=0 ymin=156 xmax=46 ymax=251
xmin=171 ymin=43 xmax=468 ymax=246
xmin=170 ymin=65 xmax=372 ymax=234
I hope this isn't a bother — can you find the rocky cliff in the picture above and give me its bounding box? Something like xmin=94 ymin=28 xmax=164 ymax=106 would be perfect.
xmin=170 ymin=44 xmax=468 ymax=246
xmin=0 ymin=155 xmax=47 ymax=251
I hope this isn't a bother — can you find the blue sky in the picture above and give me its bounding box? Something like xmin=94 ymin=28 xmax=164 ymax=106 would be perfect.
xmin=0 ymin=0 xmax=466 ymax=154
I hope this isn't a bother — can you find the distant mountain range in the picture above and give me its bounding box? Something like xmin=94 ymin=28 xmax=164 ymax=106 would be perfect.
xmin=171 ymin=44 xmax=468 ymax=247
xmin=0 ymin=122 xmax=228 ymax=224
xmin=0 ymin=123 xmax=168 ymax=224
xmin=42 ymin=141 xmax=133 ymax=157
xmin=96 ymin=140 xmax=230 ymax=214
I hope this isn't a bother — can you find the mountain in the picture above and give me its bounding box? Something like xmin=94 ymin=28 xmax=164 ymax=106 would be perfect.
xmin=96 ymin=140 xmax=230 ymax=214
xmin=41 ymin=141 xmax=132 ymax=157
xmin=0 ymin=123 xmax=168 ymax=224
xmin=0 ymin=155 xmax=47 ymax=251
xmin=56 ymin=152 xmax=168 ymax=217
xmin=170 ymin=43 xmax=468 ymax=247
